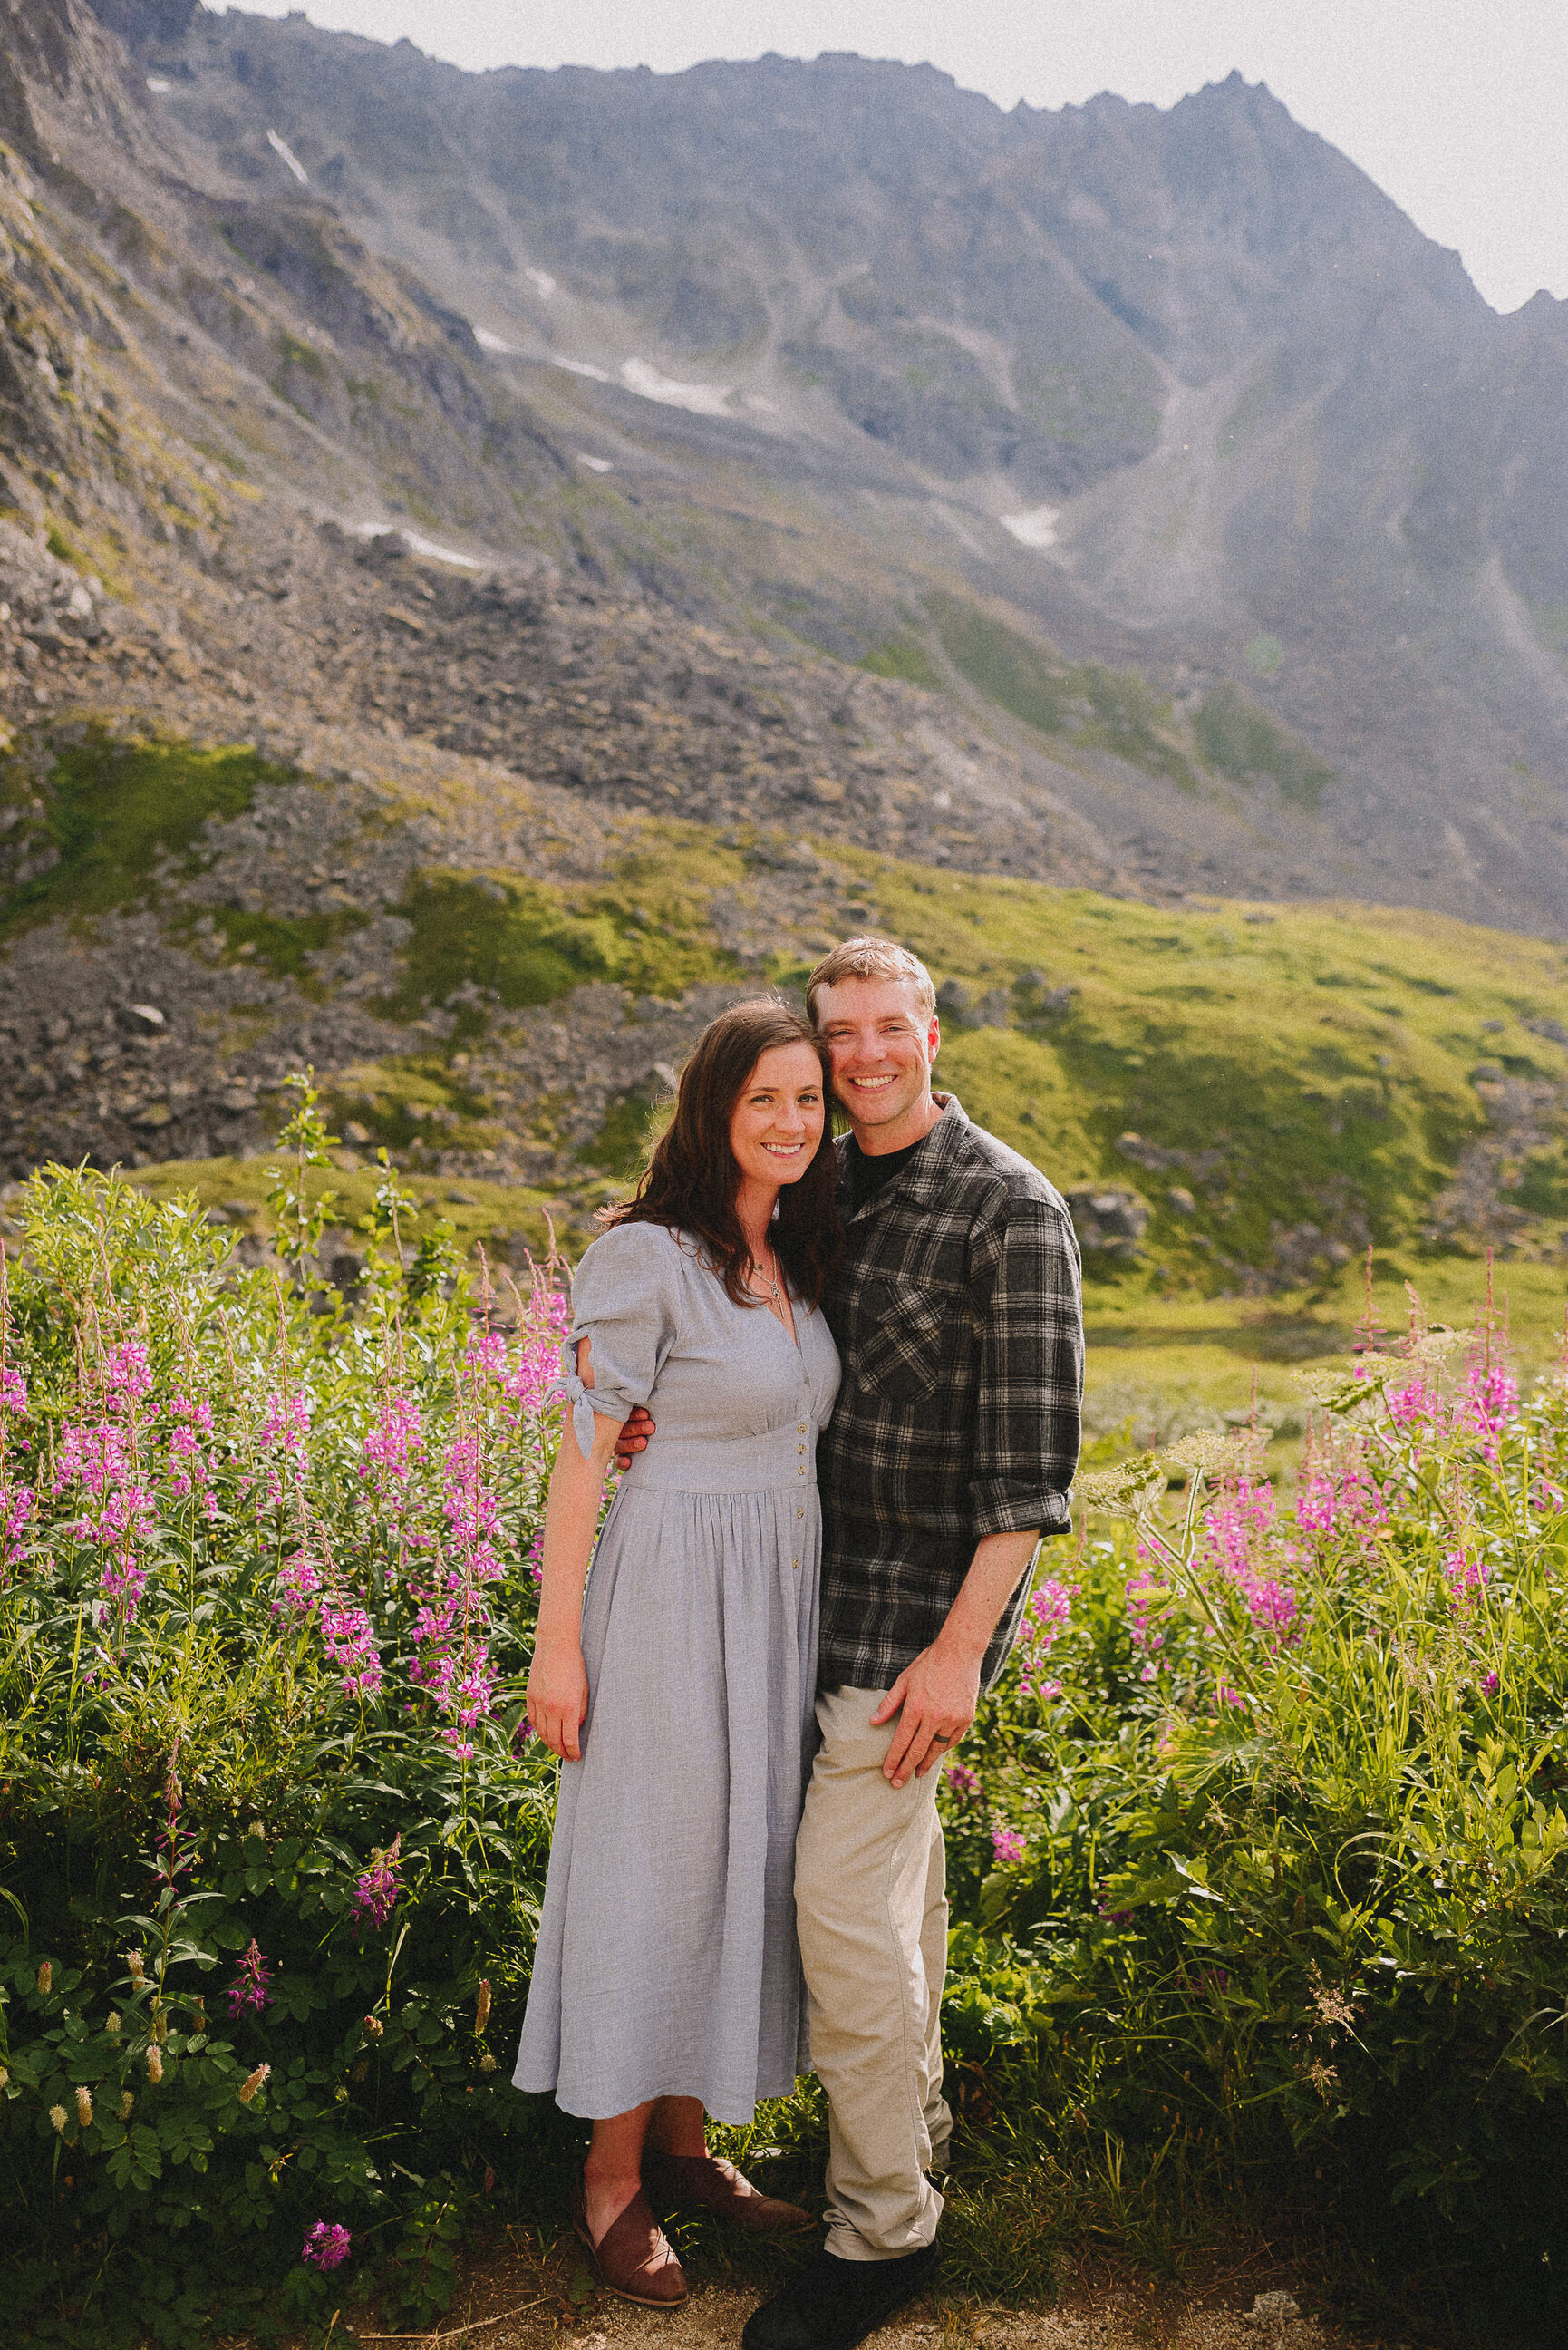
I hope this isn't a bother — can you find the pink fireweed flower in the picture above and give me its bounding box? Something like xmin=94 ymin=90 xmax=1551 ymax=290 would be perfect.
xmin=301 ymin=2221 xmax=352 ymax=2271
xmin=57 ymin=1419 xmax=156 ymax=1620
xmin=1204 ymin=1478 xmax=1276 ymax=1576
xmin=1018 ymin=1575 xmax=1075 ymax=1696
xmin=272 ymin=1554 xmax=323 ymax=1616
xmin=360 ymin=1395 xmax=423 ymax=1490
xmin=1293 ymin=1452 xmax=1388 ymax=1548
xmin=991 ymin=1825 xmax=1027 ymax=1866
xmin=226 ymin=1938 xmax=273 ymax=2019
xmin=257 ymin=1391 xmax=310 ymax=1508
xmin=441 ymin=1437 xmax=504 ymax=1581
xmin=1464 ymin=1362 xmax=1520 ymax=1461
xmin=1240 ymin=1573 xmax=1299 ymax=1643
xmin=102 ymin=1340 xmax=153 ymax=1409
xmin=168 ymin=1395 xmax=218 ymax=1518
xmin=0 ymin=1365 xmax=26 ymax=1414
xmin=1199 ymin=1479 xmax=1300 ymax=1646
xmin=407 ymin=1430 xmax=507 ymax=1743
xmin=1294 ymin=1474 xmax=1336 ymax=1537
xmin=1480 ymin=1670 xmax=1500 ymax=1695
xmin=321 ymin=1601 xmax=382 ymax=1700
xmin=1125 ymin=1562 xmax=1166 ymax=1659
xmin=503 ymin=1287 xmax=572 ymax=1415
xmin=0 ymin=1482 xmax=34 ymax=1573
xmin=57 ymin=1421 xmax=131 ymax=1500
xmin=1444 ymin=1547 xmax=1491 ymax=1605
xmin=463 ymin=1329 xmax=508 ymax=1378
xmin=1215 ymin=1683 xmax=1247 ymax=1708
xmin=352 ymin=1836 xmax=401 ymax=1933
xmin=1388 ymin=1377 xmax=1437 ymax=1430
xmin=944 ymin=1759 xmax=982 ymax=1801
xmin=258 ymin=1392 xmax=309 ymax=1449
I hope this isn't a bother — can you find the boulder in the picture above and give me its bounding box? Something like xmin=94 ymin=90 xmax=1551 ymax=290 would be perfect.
xmin=1065 ymin=1186 xmax=1149 ymax=1260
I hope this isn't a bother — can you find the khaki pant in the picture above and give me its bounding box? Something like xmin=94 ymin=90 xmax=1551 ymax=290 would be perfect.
xmin=794 ymin=1685 xmax=953 ymax=2261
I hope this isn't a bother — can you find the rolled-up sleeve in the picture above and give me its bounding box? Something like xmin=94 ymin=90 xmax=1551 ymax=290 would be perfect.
xmin=563 ymin=1224 xmax=681 ymax=1457
xmin=965 ymin=1186 xmax=1083 ymax=1538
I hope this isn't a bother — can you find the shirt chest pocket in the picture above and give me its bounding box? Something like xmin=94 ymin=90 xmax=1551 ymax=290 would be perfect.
xmin=852 ymin=1277 xmax=963 ymax=1404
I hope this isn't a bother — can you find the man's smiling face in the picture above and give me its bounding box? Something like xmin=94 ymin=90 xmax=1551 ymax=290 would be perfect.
xmin=813 ymin=973 xmax=941 ymax=1152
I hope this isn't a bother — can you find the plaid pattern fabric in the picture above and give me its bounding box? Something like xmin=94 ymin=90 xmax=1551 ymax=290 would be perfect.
xmin=817 ymin=1094 xmax=1083 ymax=1694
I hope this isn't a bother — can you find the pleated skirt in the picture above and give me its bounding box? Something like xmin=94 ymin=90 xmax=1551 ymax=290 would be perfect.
xmin=513 ymin=1480 xmax=820 ymax=2122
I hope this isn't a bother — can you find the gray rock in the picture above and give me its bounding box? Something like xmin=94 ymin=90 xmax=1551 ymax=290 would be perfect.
xmin=1065 ymin=1186 xmax=1149 ymax=1259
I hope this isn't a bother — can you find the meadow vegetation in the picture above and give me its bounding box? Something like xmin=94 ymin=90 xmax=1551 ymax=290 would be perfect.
xmin=4 ymin=1099 xmax=1568 ymax=2345
xmin=0 ymin=733 xmax=295 ymax=941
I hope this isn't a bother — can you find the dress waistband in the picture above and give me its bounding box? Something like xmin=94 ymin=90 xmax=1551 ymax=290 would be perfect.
xmin=616 ymin=1425 xmax=820 ymax=1496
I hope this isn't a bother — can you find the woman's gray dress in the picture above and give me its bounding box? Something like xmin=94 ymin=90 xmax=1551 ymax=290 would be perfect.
xmin=513 ymin=1220 xmax=841 ymax=2123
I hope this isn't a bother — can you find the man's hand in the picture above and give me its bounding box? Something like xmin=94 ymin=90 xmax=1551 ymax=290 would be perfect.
xmin=872 ymin=1640 xmax=981 ymax=1789
xmin=527 ymin=1633 xmax=590 ymax=1761
xmin=613 ymin=1404 xmax=656 ymax=1471
xmin=871 ymin=1528 xmax=1041 ymax=1789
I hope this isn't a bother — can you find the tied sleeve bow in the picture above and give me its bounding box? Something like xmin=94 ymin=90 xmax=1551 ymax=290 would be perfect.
xmin=552 ymin=1339 xmax=598 ymax=1461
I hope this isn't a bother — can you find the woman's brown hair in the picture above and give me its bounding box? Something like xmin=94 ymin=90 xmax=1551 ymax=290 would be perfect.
xmin=606 ymin=999 xmax=842 ymax=1306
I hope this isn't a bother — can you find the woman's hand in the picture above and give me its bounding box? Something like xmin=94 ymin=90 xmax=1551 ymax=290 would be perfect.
xmin=528 ymin=1632 xmax=590 ymax=1761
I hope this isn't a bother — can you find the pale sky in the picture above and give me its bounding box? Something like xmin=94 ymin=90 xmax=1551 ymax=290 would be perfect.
xmin=211 ymin=1 xmax=1568 ymax=314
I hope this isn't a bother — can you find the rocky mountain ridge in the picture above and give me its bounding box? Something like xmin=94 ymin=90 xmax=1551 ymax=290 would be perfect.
xmin=116 ymin=5 xmax=1568 ymax=932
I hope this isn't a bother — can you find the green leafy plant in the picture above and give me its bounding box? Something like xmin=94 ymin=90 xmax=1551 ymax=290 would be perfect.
xmin=936 ymin=1296 xmax=1568 ymax=2333
xmin=0 ymin=1146 xmax=570 ymax=2342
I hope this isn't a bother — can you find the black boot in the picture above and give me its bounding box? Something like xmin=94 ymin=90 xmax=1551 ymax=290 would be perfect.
xmin=741 ymin=2241 xmax=941 ymax=2350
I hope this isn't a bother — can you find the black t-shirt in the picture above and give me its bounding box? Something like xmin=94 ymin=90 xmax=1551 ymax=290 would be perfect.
xmin=845 ymin=1131 xmax=931 ymax=1212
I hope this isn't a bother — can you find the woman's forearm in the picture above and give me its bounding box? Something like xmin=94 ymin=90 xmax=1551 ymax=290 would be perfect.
xmin=535 ymin=1413 xmax=620 ymax=1637
xmin=528 ymin=1410 xmax=621 ymax=1758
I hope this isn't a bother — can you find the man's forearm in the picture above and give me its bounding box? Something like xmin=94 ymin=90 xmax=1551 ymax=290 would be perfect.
xmin=873 ymin=1527 xmax=1042 ymax=1784
xmin=933 ymin=1529 xmax=1041 ymax=1668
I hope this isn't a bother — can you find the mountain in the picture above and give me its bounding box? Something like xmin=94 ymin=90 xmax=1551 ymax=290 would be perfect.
xmin=118 ymin=7 xmax=1568 ymax=929
xmin=3 ymin=0 xmax=1568 ymax=1291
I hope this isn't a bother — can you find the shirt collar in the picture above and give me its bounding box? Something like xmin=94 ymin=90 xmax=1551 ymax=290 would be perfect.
xmin=838 ymin=1092 xmax=970 ymax=1219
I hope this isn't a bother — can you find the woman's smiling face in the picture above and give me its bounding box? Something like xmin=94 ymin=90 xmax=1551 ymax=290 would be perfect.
xmin=728 ymin=1041 xmax=827 ymax=1190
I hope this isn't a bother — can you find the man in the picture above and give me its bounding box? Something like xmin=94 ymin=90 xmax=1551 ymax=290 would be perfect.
xmin=740 ymin=937 xmax=1082 ymax=2350
xmin=618 ymin=937 xmax=1082 ymax=2349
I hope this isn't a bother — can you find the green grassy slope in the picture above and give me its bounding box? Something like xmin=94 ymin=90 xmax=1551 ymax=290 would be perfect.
xmin=826 ymin=860 xmax=1564 ymax=1274
xmin=9 ymin=723 xmax=1561 ymax=1440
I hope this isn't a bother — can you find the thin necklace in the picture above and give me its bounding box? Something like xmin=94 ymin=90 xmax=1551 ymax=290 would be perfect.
xmin=750 ymin=1245 xmax=784 ymax=1311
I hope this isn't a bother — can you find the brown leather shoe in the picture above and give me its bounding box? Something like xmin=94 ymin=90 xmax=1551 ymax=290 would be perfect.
xmin=570 ymin=2171 xmax=689 ymax=2307
xmin=643 ymin=2149 xmax=815 ymax=2235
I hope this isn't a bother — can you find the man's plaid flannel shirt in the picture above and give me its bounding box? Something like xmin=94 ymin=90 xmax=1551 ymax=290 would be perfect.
xmin=817 ymin=1093 xmax=1083 ymax=1695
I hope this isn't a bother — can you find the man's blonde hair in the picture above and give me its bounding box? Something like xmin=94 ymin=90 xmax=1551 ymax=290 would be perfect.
xmin=806 ymin=936 xmax=937 ymax=1025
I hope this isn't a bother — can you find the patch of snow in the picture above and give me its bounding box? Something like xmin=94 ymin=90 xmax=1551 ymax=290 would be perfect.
xmin=146 ymin=77 xmax=172 ymax=94
xmin=525 ymin=267 xmax=556 ymax=298
xmin=576 ymin=453 xmax=613 ymax=473
xmin=1000 ymin=505 xmax=1060 ymax=549
xmin=266 ymin=128 xmax=308 ymax=186
xmin=621 ymin=358 xmax=731 ymax=415
xmin=473 ymin=327 xmax=514 ymax=353
xmin=553 ymin=355 xmax=613 ymax=383
xmin=350 ymin=522 xmax=483 ymax=571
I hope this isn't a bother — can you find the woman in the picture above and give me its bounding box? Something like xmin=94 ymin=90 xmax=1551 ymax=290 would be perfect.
xmin=514 ymin=1000 xmax=843 ymax=2308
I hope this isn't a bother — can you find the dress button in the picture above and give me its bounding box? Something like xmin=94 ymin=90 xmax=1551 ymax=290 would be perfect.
xmin=797 ymin=1423 xmax=807 ymax=1434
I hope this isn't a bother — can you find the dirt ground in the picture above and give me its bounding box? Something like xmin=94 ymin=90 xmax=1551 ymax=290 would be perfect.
xmin=321 ymin=2233 xmax=1432 ymax=2350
